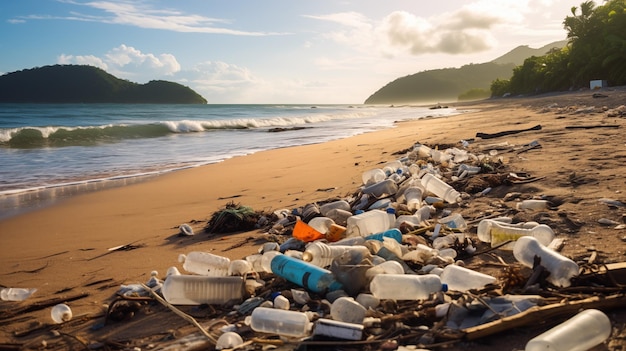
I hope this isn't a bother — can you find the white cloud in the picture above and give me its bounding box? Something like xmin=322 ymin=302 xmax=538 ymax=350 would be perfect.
xmin=57 ymin=53 xmax=108 ymax=70
xmin=15 ymin=0 xmax=280 ymax=35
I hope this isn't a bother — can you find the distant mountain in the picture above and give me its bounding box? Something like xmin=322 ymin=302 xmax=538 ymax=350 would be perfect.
xmin=0 ymin=65 xmax=207 ymax=104
xmin=364 ymin=40 xmax=567 ymax=104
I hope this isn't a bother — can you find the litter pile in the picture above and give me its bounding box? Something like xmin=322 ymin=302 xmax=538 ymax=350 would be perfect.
xmin=3 ymin=133 xmax=626 ymax=351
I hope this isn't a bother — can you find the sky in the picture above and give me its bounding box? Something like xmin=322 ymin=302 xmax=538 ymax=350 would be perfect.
xmin=1 ymin=0 xmax=584 ymax=104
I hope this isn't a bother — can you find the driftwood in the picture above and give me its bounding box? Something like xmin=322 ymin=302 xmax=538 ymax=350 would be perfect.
xmin=475 ymin=124 xmax=542 ymax=139
xmin=565 ymin=125 xmax=620 ymax=129
xmin=450 ymin=293 xmax=626 ymax=341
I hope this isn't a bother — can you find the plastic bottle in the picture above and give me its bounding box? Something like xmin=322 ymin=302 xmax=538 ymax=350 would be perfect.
xmin=420 ymin=173 xmax=461 ymax=204
xmin=404 ymin=186 xmax=423 ymax=211
xmin=386 ymin=208 xmax=396 ymax=229
xmin=228 ymin=260 xmax=253 ymax=276
xmin=364 ymin=228 xmax=403 ymax=243
xmin=302 ymin=242 xmax=370 ymax=268
xmin=375 ymin=247 xmax=416 ymax=274
xmin=51 ymin=303 xmax=73 ymax=323
xmin=307 ymin=216 xmax=334 ymax=235
xmin=488 ymin=221 xmax=555 ymax=249
xmin=320 ymin=200 xmax=351 ymax=216
xmin=394 ymin=206 xmax=434 ymax=228
xmin=525 ymin=309 xmax=611 ymax=351
xmin=438 ymin=213 xmax=467 ymax=230
xmin=325 ymin=208 xmax=352 ymax=226
xmin=325 ymin=223 xmax=347 ymax=242
xmin=365 ymin=260 xmax=405 ymax=279
xmin=249 ymin=307 xmax=312 ymax=338
xmin=178 ymin=252 xmax=230 ymax=276
xmin=215 ymin=332 xmax=244 ymax=350
xmin=361 ymin=179 xmax=398 ymax=198
xmin=329 ymin=236 xmax=366 ymax=246
xmin=439 ymin=264 xmax=497 ymax=291
xmin=330 ymin=297 xmax=366 ymax=324
xmin=513 ymin=236 xmax=579 ymax=287
xmin=517 ymin=199 xmax=549 ymax=210
xmin=270 ymin=254 xmax=343 ymax=293
xmin=345 ymin=209 xmax=392 ymax=237
xmin=0 ymin=288 xmax=37 ymax=301
xmin=413 ymin=143 xmax=432 ymax=158
xmin=161 ymin=275 xmax=244 ymax=305
xmin=361 ymin=169 xmax=386 ymax=185
xmin=369 ymin=274 xmax=445 ymax=300
xmin=382 ymin=160 xmax=403 ymax=176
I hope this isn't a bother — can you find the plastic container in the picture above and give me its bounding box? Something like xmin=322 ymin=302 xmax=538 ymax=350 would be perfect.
xmin=345 ymin=209 xmax=392 ymax=237
xmin=386 ymin=208 xmax=396 ymax=229
xmin=404 ymin=186 xmax=423 ymax=211
xmin=382 ymin=160 xmax=403 ymax=176
xmin=325 ymin=223 xmax=346 ymax=242
xmin=270 ymin=254 xmax=343 ymax=293
xmin=440 ymin=264 xmax=496 ymax=291
xmin=320 ymin=200 xmax=351 ymax=216
xmin=525 ymin=309 xmax=611 ymax=351
xmin=361 ymin=179 xmax=398 ymax=198
xmin=228 ymin=259 xmax=253 ymax=276
xmin=420 ymin=173 xmax=461 ymax=204
xmin=178 ymin=251 xmax=230 ymax=276
xmin=370 ymin=274 xmax=445 ymax=300
xmin=365 ymin=260 xmax=405 ymax=279
xmin=0 ymin=288 xmax=37 ymax=301
xmin=480 ymin=220 xmax=554 ymax=250
xmin=302 ymin=242 xmax=371 ymax=268
xmin=161 ymin=275 xmax=244 ymax=305
xmin=329 ymin=236 xmax=366 ymax=246
xmin=361 ymin=169 xmax=386 ymax=185
xmin=438 ymin=213 xmax=467 ymax=230
xmin=330 ymin=297 xmax=366 ymax=324
xmin=301 ymin=203 xmax=321 ymax=222
xmin=513 ymin=236 xmax=579 ymax=287
xmin=215 ymin=332 xmax=244 ymax=350
xmin=394 ymin=206 xmax=433 ymax=228
xmin=250 ymin=307 xmax=311 ymax=338
xmin=292 ymin=220 xmax=325 ymax=242
xmin=364 ymin=228 xmax=403 ymax=243
xmin=325 ymin=208 xmax=352 ymax=226
xmin=308 ymin=216 xmax=334 ymax=235
xmin=51 ymin=303 xmax=73 ymax=324
xmin=517 ymin=199 xmax=549 ymax=210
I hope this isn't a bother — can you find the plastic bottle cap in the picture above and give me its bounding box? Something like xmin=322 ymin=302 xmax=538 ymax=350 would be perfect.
xmin=355 ymin=210 xmax=364 ymax=214
xmin=270 ymin=291 xmax=282 ymax=300
xmin=386 ymin=208 xmax=396 ymax=214
xmin=441 ymin=283 xmax=448 ymax=292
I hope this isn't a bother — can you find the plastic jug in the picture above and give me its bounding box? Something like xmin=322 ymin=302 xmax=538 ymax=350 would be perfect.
xmin=161 ymin=275 xmax=244 ymax=305
xmin=346 ymin=209 xmax=392 ymax=237
xmin=249 ymin=307 xmax=311 ymax=338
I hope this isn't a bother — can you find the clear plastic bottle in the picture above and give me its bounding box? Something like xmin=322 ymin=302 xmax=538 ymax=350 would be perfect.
xmin=513 ymin=236 xmax=579 ymax=287
xmin=480 ymin=220 xmax=554 ymax=249
xmin=250 ymin=307 xmax=312 ymax=338
xmin=161 ymin=275 xmax=244 ymax=305
xmin=178 ymin=251 xmax=230 ymax=276
xmin=369 ymin=274 xmax=445 ymax=300
xmin=325 ymin=208 xmax=352 ymax=226
xmin=394 ymin=206 xmax=433 ymax=228
xmin=361 ymin=179 xmax=398 ymax=198
xmin=0 ymin=288 xmax=37 ymax=301
xmin=517 ymin=199 xmax=549 ymax=210
xmin=386 ymin=208 xmax=396 ymax=229
xmin=345 ymin=209 xmax=392 ymax=237
xmin=525 ymin=309 xmax=611 ymax=351
xmin=439 ymin=264 xmax=496 ymax=291
xmin=307 ymin=216 xmax=335 ymax=235
xmin=320 ymin=200 xmax=351 ymax=216
xmin=270 ymin=254 xmax=343 ymax=293
xmin=404 ymin=186 xmax=423 ymax=211
xmin=302 ymin=241 xmax=370 ymax=268
xmin=361 ymin=168 xmax=386 ymax=185
xmin=420 ymin=173 xmax=461 ymax=204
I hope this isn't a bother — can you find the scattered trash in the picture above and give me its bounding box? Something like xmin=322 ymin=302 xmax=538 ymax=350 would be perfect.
xmin=0 ymin=287 xmax=37 ymax=301
xmin=50 ymin=303 xmax=72 ymax=324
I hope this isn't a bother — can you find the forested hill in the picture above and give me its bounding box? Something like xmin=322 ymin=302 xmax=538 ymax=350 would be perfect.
xmin=0 ymin=65 xmax=207 ymax=104
xmin=364 ymin=40 xmax=566 ymax=105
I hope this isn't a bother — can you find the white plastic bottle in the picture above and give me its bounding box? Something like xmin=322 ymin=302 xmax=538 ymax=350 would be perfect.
xmin=404 ymin=186 xmax=423 ymax=211
xmin=307 ymin=216 xmax=335 ymax=235
xmin=161 ymin=275 xmax=244 ymax=305
xmin=361 ymin=179 xmax=398 ymax=198
xmin=345 ymin=209 xmax=392 ymax=237
xmin=513 ymin=236 xmax=579 ymax=287
xmin=302 ymin=241 xmax=370 ymax=268
xmin=178 ymin=251 xmax=231 ymax=276
xmin=249 ymin=307 xmax=312 ymax=338
xmin=525 ymin=309 xmax=611 ymax=351
xmin=361 ymin=169 xmax=386 ymax=185
xmin=0 ymin=288 xmax=37 ymax=301
xmin=439 ymin=264 xmax=496 ymax=291
xmin=420 ymin=173 xmax=461 ymax=204
xmin=319 ymin=200 xmax=351 ymax=216
xmin=369 ymin=274 xmax=445 ymax=300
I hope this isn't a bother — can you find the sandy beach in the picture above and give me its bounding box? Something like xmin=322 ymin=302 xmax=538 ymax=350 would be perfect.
xmin=1 ymin=89 xmax=626 ymax=350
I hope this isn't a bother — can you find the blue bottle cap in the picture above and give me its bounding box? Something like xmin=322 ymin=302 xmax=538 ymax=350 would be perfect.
xmin=270 ymin=291 xmax=282 ymax=300
xmin=386 ymin=207 xmax=396 ymax=214
xmin=441 ymin=283 xmax=449 ymax=292
xmin=355 ymin=209 xmax=365 ymax=214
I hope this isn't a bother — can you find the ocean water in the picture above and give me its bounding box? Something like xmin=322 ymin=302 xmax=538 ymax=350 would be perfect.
xmin=0 ymin=103 xmax=460 ymax=219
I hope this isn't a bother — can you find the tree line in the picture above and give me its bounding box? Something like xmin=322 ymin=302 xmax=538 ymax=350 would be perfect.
xmin=491 ymin=0 xmax=626 ymax=97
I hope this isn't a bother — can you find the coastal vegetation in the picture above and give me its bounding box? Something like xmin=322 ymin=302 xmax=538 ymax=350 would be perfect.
xmin=364 ymin=42 xmax=566 ymax=104
xmin=492 ymin=0 xmax=626 ymax=96
xmin=0 ymin=65 xmax=207 ymax=104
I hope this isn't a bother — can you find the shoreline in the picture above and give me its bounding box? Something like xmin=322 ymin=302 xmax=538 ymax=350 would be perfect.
xmin=1 ymin=89 xmax=625 ymax=349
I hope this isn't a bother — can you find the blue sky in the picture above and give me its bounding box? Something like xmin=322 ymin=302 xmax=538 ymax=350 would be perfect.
xmin=1 ymin=0 xmax=581 ymax=104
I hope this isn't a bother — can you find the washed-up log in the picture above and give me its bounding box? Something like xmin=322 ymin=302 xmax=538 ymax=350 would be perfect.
xmin=475 ymin=124 xmax=542 ymax=139
xmin=453 ymin=293 xmax=626 ymax=341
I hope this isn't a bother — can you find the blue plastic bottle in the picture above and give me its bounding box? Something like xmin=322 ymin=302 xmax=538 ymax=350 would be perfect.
xmin=270 ymin=254 xmax=343 ymax=294
xmin=364 ymin=228 xmax=403 ymax=243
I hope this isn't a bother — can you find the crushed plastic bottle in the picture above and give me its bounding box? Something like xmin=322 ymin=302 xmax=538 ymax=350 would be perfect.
xmin=0 ymin=288 xmax=37 ymax=301
xmin=513 ymin=236 xmax=579 ymax=287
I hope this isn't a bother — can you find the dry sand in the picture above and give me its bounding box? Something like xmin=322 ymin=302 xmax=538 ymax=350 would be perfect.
xmin=1 ymin=88 xmax=626 ymax=350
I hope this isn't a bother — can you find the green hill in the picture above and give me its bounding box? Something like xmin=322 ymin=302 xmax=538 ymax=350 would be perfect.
xmin=364 ymin=40 xmax=566 ymax=105
xmin=0 ymin=65 xmax=207 ymax=104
